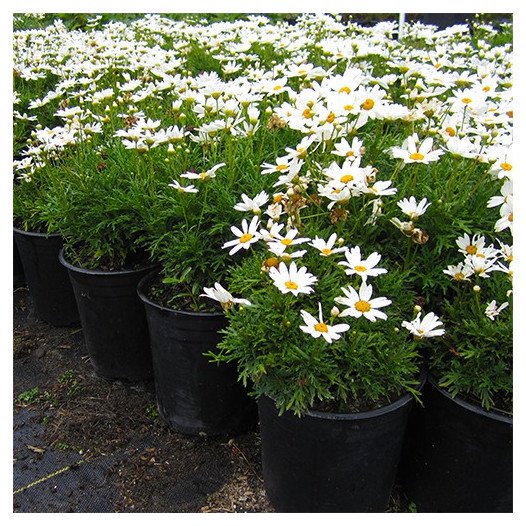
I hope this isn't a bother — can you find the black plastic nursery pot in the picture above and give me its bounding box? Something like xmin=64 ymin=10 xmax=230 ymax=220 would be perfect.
xmin=398 ymin=375 xmax=512 ymax=512
xmin=137 ymin=270 xmax=256 ymax=436
xmin=257 ymin=392 xmax=415 ymax=513
xmin=13 ymin=227 xmax=79 ymax=326
xmin=13 ymin=234 xmax=26 ymax=288
xmin=59 ymin=249 xmax=155 ymax=381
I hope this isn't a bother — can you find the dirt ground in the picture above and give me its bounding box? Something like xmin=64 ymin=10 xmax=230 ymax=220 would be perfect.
xmin=13 ymin=284 xmax=411 ymax=513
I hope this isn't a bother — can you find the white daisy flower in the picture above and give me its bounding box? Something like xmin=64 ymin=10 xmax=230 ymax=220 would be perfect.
xmin=390 ymin=134 xmax=443 ymax=164
xmin=335 ymin=282 xmax=391 ymax=322
xmin=300 ymin=303 xmax=350 ymax=343
xmin=487 ymin=179 xmax=512 ymax=209
xmin=201 ymin=283 xmax=251 ymax=310
xmin=494 ymin=201 xmax=513 ymax=234
xmin=365 ymin=180 xmax=397 ymax=196
xmin=338 ymin=246 xmax=388 ymax=281
xmin=485 ymin=300 xmax=509 ymax=321
xmin=443 ymin=262 xmax=474 ymax=281
xmin=456 ymin=233 xmax=488 ymax=258
xmin=269 ymin=261 xmax=317 ymax=296
xmin=309 ymin=233 xmax=347 ymax=257
xmin=234 ymin=191 xmax=270 ymax=215
xmin=465 ymin=255 xmax=502 ymax=278
xmin=168 ymin=180 xmax=199 ymax=194
xmin=267 ymin=229 xmax=311 ymax=256
xmin=397 ymin=196 xmax=431 ymax=220
xmin=222 ymin=216 xmax=261 ymax=255
xmin=331 ymin=136 xmax=364 ymax=160
xmin=402 ymin=312 xmax=445 ymax=338
xmin=181 ymin=162 xmax=226 ymax=181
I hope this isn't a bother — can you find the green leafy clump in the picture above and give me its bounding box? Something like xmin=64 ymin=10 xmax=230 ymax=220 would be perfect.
xmin=431 ymin=270 xmax=512 ymax=413
xmin=211 ymin=243 xmax=422 ymax=416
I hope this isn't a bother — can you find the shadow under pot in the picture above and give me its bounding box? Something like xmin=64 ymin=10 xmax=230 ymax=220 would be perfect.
xmin=59 ymin=248 xmax=155 ymax=381
xmin=257 ymin=392 xmax=415 ymax=512
xmin=13 ymin=227 xmax=79 ymax=326
xmin=137 ymin=270 xmax=256 ymax=436
xmin=397 ymin=375 xmax=512 ymax=512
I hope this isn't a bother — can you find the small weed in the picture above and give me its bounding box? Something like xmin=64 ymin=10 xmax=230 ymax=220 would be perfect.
xmin=41 ymin=390 xmax=58 ymax=407
xmin=407 ymin=502 xmax=418 ymax=513
xmin=41 ymin=415 xmax=50 ymax=426
xmin=58 ymin=369 xmax=82 ymax=397
xmin=16 ymin=387 xmax=39 ymax=404
xmin=55 ymin=442 xmax=71 ymax=451
xmin=145 ymin=403 xmax=159 ymax=421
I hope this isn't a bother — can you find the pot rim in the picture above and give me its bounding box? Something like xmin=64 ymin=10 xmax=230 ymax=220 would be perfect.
xmin=260 ymin=388 xmax=416 ymax=422
xmin=13 ymin=225 xmax=61 ymax=239
xmin=59 ymin=247 xmax=159 ymax=277
xmin=137 ymin=269 xmax=225 ymax=318
xmin=427 ymin=374 xmax=512 ymax=423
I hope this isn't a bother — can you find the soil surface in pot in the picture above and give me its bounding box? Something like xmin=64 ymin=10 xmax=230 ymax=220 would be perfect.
xmin=13 ymin=286 xmax=412 ymax=513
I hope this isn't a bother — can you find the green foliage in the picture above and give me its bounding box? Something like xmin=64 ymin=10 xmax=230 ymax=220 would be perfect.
xmin=212 ymin=241 xmax=421 ymax=416
xmin=431 ymin=272 xmax=512 ymax=412
xmin=16 ymin=387 xmax=40 ymax=404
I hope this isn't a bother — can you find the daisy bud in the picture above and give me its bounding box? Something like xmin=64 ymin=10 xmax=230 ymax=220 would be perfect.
xmin=265 ymin=107 xmax=272 ymax=114
xmin=473 ymin=285 xmax=481 ymax=293
xmin=394 ymin=327 xmax=400 ymax=333
xmin=164 ymin=158 xmax=169 ymax=163
xmin=506 ymin=289 xmax=513 ymax=297
xmin=286 ymin=188 xmax=295 ymax=197
xmin=330 ymin=306 xmax=340 ymax=317
xmin=167 ymin=144 xmax=175 ymax=155
xmin=414 ymin=305 xmax=422 ymax=313
xmin=337 ymin=238 xmax=345 ymax=246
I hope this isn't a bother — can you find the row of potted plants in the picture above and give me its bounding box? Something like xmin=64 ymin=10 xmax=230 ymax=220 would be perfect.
xmin=13 ymin=14 xmax=512 ymax=512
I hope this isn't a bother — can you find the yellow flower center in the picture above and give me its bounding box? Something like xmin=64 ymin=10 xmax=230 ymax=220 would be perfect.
xmin=281 ymin=238 xmax=293 ymax=246
xmin=500 ymin=162 xmax=512 ymax=171
xmin=321 ymin=248 xmax=332 ymax=256
xmin=239 ymin=233 xmax=253 ymax=243
xmin=339 ymin=86 xmax=351 ymax=94
xmin=506 ymin=110 xmax=513 ymax=118
xmin=276 ymin=164 xmax=289 ymax=171
xmin=508 ymin=213 xmax=513 ymax=222
xmin=361 ymin=98 xmax=375 ymax=110
xmin=273 ymin=84 xmax=282 ymax=91
xmin=326 ymin=112 xmax=336 ymax=123
xmin=354 ymin=265 xmax=367 ymax=272
xmin=466 ymin=245 xmax=477 ymax=255
xmin=303 ymin=108 xmax=313 ymax=118
xmin=297 ymin=147 xmax=306 ymax=154
xmin=273 ymin=194 xmax=283 ymax=203
xmin=340 ymin=174 xmax=354 ymax=183
xmin=285 ymin=281 xmax=299 ymax=290
xmin=314 ymin=322 xmax=329 ymax=333
xmin=483 ymin=85 xmax=491 ymax=92
xmin=345 ymin=150 xmax=355 ymax=157
xmin=445 ymin=127 xmax=456 ymax=137
xmin=355 ymin=300 xmax=371 ymax=313
xmin=409 ymin=152 xmax=425 ymax=161
xmin=454 ymin=272 xmax=465 ymax=281
xmin=343 ymin=104 xmax=354 ymax=111
xmin=462 ymin=97 xmax=472 ymax=104
xmin=199 ymin=172 xmax=208 ymax=179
